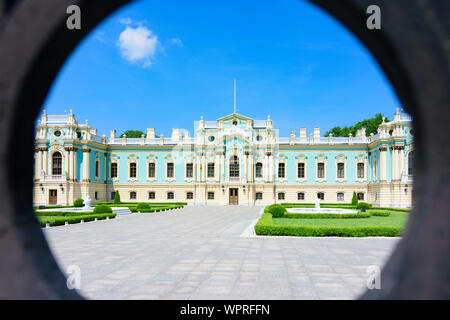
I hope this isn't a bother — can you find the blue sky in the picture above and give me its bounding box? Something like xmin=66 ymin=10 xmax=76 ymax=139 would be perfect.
xmin=43 ymin=0 xmax=401 ymax=137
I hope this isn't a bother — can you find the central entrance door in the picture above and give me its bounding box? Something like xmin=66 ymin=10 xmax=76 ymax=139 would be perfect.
xmin=49 ymin=189 xmax=57 ymax=205
xmin=229 ymin=188 xmax=239 ymax=205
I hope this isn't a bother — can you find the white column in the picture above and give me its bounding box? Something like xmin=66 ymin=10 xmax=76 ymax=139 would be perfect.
xmin=221 ymin=152 xmax=225 ymax=182
xmin=248 ymin=152 xmax=254 ymax=183
xmin=82 ymin=148 xmax=91 ymax=182
xmin=201 ymin=153 xmax=206 ymax=182
xmin=264 ymin=153 xmax=269 ymax=182
xmin=42 ymin=149 xmax=48 ymax=176
xmin=215 ymin=152 xmax=220 ymax=183
xmin=244 ymin=152 xmax=248 ymax=183
xmin=399 ymin=146 xmax=405 ymax=179
xmin=380 ymin=147 xmax=387 ymax=181
xmin=34 ymin=149 xmax=41 ymax=180
xmin=104 ymin=153 xmax=108 ymax=183
xmin=73 ymin=148 xmax=78 ymax=181
xmin=392 ymin=147 xmax=398 ymax=180
xmin=65 ymin=148 xmax=70 ymax=178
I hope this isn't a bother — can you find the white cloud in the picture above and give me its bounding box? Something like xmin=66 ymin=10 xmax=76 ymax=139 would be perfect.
xmin=117 ymin=26 xmax=159 ymax=66
xmin=171 ymin=37 xmax=184 ymax=47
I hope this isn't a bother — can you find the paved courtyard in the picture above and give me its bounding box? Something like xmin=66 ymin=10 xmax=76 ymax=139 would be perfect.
xmin=43 ymin=206 xmax=400 ymax=299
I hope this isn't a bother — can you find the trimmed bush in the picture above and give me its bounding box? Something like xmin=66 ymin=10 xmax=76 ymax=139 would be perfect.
xmin=357 ymin=202 xmax=372 ymax=209
xmin=74 ymin=198 xmax=84 ymax=207
xmin=36 ymin=211 xmax=94 ymax=217
xmin=136 ymin=203 xmax=151 ymax=210
xmin=93 ymin=205 xmax=113 ymax=214
xmin=254 ymin=213 xmax=401 ymax=237
xmin=266 ymin=204 xmax=287 ymax=218
xmin=38 ymin=213 xmax=116 ymax=227
xmin=351 ymin=192 xmax=358 ymax=206
xmin=113 ymin=191 xmax=121 ymax=204
xmin=370 ymin=210 xmax=391 ymax=217
xmin=283 ymin=212 xmax=371 ymax=219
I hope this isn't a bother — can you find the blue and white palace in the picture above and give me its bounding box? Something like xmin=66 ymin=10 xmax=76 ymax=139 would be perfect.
xmin=34 ymin=109 xmax=413 ymax=207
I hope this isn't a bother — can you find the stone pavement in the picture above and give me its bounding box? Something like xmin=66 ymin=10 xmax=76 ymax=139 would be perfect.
xmin=42 ymin=206 xmax=400 ymax=300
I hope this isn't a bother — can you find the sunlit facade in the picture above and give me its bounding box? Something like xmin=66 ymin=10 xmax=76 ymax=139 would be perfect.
xmin=34 ymin=109 xmax=413 ymax=207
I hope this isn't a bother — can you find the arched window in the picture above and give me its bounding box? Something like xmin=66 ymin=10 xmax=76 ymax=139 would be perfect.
xmin=255 ymin=162 xmax=263 ymax=178
xmin=186 ymin=192 xmax=193 ymax=200
xmin=278 ymin=163 xmax=286 ymax=178
xmin=110 ymin=163 xmax=118 ymax=178
xmin=297 ymin=163 xmax=305 ymax=178
xmin=129 ymin=163 xmax=137 ymax=178
xmin=337 ymin=192 xmax=344 ymax=201
xmin=148 ymin=162 xmax=155 ymax=178
xmin=357 ymin=163 xmax=365 ymax=178
xmin=408 ymin=151 xmax=414 ymax=176
xmin=317 ymin=163 xmax=325 ymax=179
xmin=297 ymin=192 xmax=305 ymax=200
xmin=317 ymin=192 xmax=324 ymax=200
xmin=148 ymin=191 xmax=155 ymax=199
xmin=357 ymin=192 xmax=364 ymax=200
xmin=337 ymin=163 xmax=345 ymax=178
xmin=52 ymin=152 xmax=62 ymax=175
xmin=130 ymin=191 xmax=137 ymax=200
xmin=229 ymin=156 xmax=239 ymax=177
xmin=167 ymin=192 xmax=174 ymax=199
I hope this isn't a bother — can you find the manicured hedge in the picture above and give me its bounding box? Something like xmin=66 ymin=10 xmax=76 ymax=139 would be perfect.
xmin=265 ymin=204 xmax=286 ymax=217
xmin=356 ymin=202 xmax=372 ymax=209
xmin=137 ymin=205 xmax=184 ymax=213
xmin=136 ymin=203 xmax=151 ymax=210
xmin=38 ymin=213 xmax=116 ymax=227
xmin=97 ymin=201 xmax=187 ymax=206
xmin=369 ymin=210 xmax=391 ymax=217
xmin=281 ymin=203 xmax=357 ymax=209
xmin=36 ymin=211 xmax=94 ymax=217
xmin=74 ymin=198 xmax=84 ymax=207
xmin=93 ymin=205 xmax=113 ymax=214
xmin=254 ymin=212 xmax=402 ymax=237
xmin=283 ymin=212 xmax=371 ymax=219
xmin=374 ymin=207 xmax=410 ymax=212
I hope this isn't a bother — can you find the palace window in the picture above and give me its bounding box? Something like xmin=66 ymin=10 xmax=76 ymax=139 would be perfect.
xmin=337 ymin=163 xmax=345 ymax=179
xmin=52 ymin=152 xmax=62 ymax=175
xmin=357 ymin=193 xmax=364 ymax=200
xmin=167 ymin=192 xmax=174 ymax=199
xmin=317 ymin=163 xmax=325 ymax=179
xmin=186 ymin=192 xmax=193 ymax=200
xmin=229 ymin=156 xmax=239 ymax=177
xmin=148 ymin=162 xmax=155 ymax=178
xmin=185 ymin=163 xmax=193 ymax=178
xmin=297 ymin=192 xmax=305 ymax=200
xmin=337 ymin=192 xmax=344 ymax=201
xmin=408 ymin=151 xmax=414 ymax=176
xmin=111 ymin=191 xmax=115 ymax=201
xmin=148 ymin=192 xmax=155 ymax=200
xmin=207 ymin=192 xmax=214 ymax=200
xmin=357 ymin=163 xmax=365 ymax=179
xmin=278 ymin=163 xmax=286 ymax=179
xmin=255 ymin=162 xmax=263 ymax=178
xmin=207 ymin=163 xmax=215 ymax=178
xmin=129 ymin=163 xmax=137 ymax=178
xmin=297 ymin=163 xmax=305 ymax=178
xmin=167 ymin=162 xmax=174 ymax=178
xmin=95 ymin=160 xmax=99 ymax=178
xmin=110 ymin=163 xmax=117 ymax=178
xmin=278 ymin=192 xmax=285 ymax=200
xmin=94 ymin=191 xmax=98 ymax=200
xmin=130 ymin=191 xmax=136 ymax=200
xmin=317 ymin=192 xmax=324 ymax=200
xmin=255 ymin=192 xmax=263 ymax=200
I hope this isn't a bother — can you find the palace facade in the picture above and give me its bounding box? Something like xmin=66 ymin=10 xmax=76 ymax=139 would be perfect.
xmin=33 ymin=109 xmax=413 ymax=207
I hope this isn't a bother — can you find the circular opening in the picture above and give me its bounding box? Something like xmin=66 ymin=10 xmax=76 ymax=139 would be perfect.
xmin=208 ymin=135 xmax=215 ymax=142
xmin=54 ymin=130 xmax=61 ymax=137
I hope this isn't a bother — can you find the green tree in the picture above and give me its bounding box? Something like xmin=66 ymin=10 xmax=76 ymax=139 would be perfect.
xmin=325 ymin=113 xmax=389 ymax=137
xmin=351 ymin=191 xmax=358 ymax=206
xmin=119 ymin=130 xmax=145 ymax=138
xmin=113 ymin=191 xmax=121 ymax=204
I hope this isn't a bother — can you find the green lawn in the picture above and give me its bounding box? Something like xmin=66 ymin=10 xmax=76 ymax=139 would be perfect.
xmin=274 ymin=211 xmax=408 ymax=228
xmin=255 ymin=206 xmax=410 ymax=237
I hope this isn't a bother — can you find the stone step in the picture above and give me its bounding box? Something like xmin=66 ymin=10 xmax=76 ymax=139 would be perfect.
xmin=111 ymin=207 xmax=132 ymax=216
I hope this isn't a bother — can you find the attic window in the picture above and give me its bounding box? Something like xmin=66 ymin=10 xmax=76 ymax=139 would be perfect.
xmin=208 ymin=136 xmax=215 ymax=142
xmin=232 ymin=120 xmax=238 ymax=126
xmin=54 ymin=130 xmax=61 ymax=137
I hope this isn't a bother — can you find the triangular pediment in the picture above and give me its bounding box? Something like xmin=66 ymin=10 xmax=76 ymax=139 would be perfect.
xmin=217 ymin=113 xmax=253 ymax=122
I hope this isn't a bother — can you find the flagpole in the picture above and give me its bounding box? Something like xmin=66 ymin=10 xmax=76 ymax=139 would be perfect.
xmin=234 ymin=78 xmax=236 ymax=114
